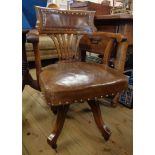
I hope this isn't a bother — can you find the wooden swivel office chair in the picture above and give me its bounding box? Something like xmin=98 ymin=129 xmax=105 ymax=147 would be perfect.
xmin=28 ymin=6 xmax=128 ymax=149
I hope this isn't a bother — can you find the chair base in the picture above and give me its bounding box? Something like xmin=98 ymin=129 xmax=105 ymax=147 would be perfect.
xmin=48 ymin=100 xmax=111 ymax=149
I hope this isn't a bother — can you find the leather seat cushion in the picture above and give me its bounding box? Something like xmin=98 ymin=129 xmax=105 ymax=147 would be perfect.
xmin=39 ymin=62 xmax=128 ymax=106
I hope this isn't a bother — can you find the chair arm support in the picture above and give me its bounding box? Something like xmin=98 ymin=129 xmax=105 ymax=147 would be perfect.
xmin=89 ymin=32 xmax=128 ymax=73
xmin=86 ymin=32 xmax=128 ymax=73
xmin=26 ymin=29 xmax=42 ymax=86
xmin=115 ymin=40 xmax=128 ymax=73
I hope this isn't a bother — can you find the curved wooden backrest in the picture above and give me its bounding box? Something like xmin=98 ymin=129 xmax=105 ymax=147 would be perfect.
xmin=35 ymin=6 xmax=96 ymax=61
xmin=34 ymin=6 xmax=127 ymax=72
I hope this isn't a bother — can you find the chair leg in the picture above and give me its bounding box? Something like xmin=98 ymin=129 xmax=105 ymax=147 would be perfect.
xmin=47 ymin=105 xmax=69 ymax=149
xmin=88 ymin=100 xmax=112 ymax=141
xmin=111 ymin=93 xmax=120 ymax=107
xmin=50 ymin=106 xmax=58 ymax=115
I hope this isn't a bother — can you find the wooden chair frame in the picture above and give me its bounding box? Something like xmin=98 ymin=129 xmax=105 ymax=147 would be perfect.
xmin=26 ymin=6 xmax=128 ymax=149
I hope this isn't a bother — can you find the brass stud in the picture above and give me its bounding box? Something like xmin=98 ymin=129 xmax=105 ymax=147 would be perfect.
xmin=106 ymin=94 xmax=109 ymax=97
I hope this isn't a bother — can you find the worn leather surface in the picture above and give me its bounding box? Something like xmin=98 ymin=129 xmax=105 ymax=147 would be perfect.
xmin=35 ymin=7 xmax=96 ymax=34
xmin=39 ymin=62 xmax=128 ymax=106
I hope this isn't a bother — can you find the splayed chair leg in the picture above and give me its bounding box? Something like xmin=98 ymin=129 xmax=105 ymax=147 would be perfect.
xmin=111 ymin=93 xmax=120 ymax=107
xmin=47 ymin=105 xmax=69 ymax=149
xmin=88 ymin=100 xmax=111 ymax=141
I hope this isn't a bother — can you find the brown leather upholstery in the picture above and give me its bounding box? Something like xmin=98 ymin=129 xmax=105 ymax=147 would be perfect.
xmin=35 ymin=6 xmax=96 ymax=34
xmin=40 ymin=62 xmax=127 ymax=106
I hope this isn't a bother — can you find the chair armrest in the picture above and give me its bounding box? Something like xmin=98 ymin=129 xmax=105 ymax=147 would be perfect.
xmin=90 ymin=32 xmax=125 ymax=43
xmin=88 ymin=36 xmax=102 ymax=44
xmin=26 ymin=29 xmax=39 ymax=43
xmin=26 ymin=29 xmax=42 ymax=86
xmin=87 ymin=32 xmax=128 ymax=73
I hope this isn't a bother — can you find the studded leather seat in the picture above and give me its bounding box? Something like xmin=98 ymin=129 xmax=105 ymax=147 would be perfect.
xmin=40 ymin=62 xmax=127 ymax=105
